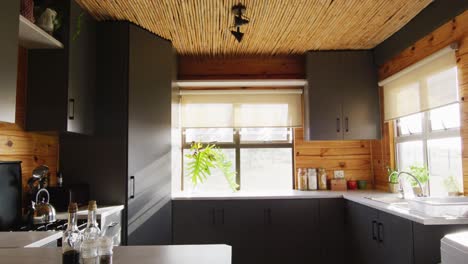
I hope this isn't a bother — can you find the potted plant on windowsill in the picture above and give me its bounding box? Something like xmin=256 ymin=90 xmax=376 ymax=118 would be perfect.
xmin=444 ymin=175 xmax=462 ymax=196
xmin=185 ymin=142 xmax=238 ymax=192
xmin=387 ymin=166 xmax=399 ymax=193
xmin=409 ymin=165 xmax=429 ymax=196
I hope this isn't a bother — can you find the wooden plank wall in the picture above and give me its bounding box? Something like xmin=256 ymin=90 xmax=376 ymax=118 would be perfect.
xmin=376 ymin=10 xmax=468 ymax=194
xmin=0 ymin=47 xmax=59 ymax=205
xmin=178 ymin=55 xmax=374 ymax=188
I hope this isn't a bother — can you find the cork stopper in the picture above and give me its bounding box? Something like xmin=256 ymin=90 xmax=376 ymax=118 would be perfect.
xmin=88 ymin=200 xmax=97 ymax=211
xmin=68 ymin=202 xmax=78 ymax=213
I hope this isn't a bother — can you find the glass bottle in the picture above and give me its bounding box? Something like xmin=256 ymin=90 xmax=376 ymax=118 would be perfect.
xmin=62 ymin=203 xmax=82 ymax=264
xmin=83 ymin=200 xmax=101 ymax=240
xmin=98 ymin=236 xmax=114 ymax=264
xmin=81 ymin=239 xmax=98 ymax=264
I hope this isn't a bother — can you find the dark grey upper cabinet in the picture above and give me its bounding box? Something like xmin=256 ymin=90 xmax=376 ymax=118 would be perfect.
xmin=305 ymin=51 xmax=381 ymax=140
xmin=27 ymin=1 xmax=95 ymax=134
xmin=0 ymin=0 xmax=19 ymax=123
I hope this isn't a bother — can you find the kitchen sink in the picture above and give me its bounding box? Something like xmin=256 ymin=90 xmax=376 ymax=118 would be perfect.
xmin=408 ymin=197 xmax=468 ymax=218
xmin=365 ymin=196 xmax=409 ymax=209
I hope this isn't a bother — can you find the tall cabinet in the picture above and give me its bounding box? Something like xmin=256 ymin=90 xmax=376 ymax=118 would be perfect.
xmin=60 ymin=22 xmax=175 ymax=245
xmin=305 ymin=51 xmax=381 ymax=140
xmin=0 ymin=0 xmax=19 ymax=123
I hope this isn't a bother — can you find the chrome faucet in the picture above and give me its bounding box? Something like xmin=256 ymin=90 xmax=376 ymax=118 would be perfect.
xmin=397 ymin=171 xmax=427 ymax=199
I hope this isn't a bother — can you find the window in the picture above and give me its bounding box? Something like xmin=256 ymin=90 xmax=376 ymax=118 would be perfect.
xmin=395 ymin=104 xmax=463 ymax=196
xmin=182 ymin=128 xmax=293 ymax=192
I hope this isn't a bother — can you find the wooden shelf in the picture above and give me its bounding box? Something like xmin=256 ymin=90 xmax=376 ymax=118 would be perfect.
xmin=18 ymin=15 xmax=63 ymax=49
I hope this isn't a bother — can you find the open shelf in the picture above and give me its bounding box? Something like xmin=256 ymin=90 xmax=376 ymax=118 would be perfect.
xmin=18 ymin=15 xmax=64 ymax=49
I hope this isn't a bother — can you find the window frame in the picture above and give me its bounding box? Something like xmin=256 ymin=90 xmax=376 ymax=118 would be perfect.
xmin=394 ymin=104 xmax=461 ymax=195
xmin=181 ymin=128 xmax=294 ymax=191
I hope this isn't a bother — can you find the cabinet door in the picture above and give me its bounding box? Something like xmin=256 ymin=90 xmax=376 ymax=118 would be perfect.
xmin=173 ymin=200 xmax=222 ymax=244
xmin=127 ymin=24 xmax=174 ymax=245
xmin=67 ymin=1 xmax=96 ymax=134
xmin=0 ymin=0 xmax=19 ymax=123
xmin=341 ymin=51 xmax=381 ymax=140
xmin=378 ymin=211 xmax=413 ymax=264
xmin=320 ymin=199 xmax=344 ymax=264
xmin=264 ymin=199 xmax=320 ymax=264
xmin=305 ymin=52 xmax=344 ymax=140
xmin=345 ymin=201 xmax=379 ymax=264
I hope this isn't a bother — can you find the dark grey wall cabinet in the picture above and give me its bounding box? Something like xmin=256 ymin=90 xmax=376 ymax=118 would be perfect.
xmin=27 ymin=0 xmax=95 ymax=134
xmin=0 ymin=0 xmax=19 ymax=123
xmin=173 ymin=199 xmax=340 ymax=264
xmin=60 ymin=22 xmax=174 ymax=245
xmin=305 ymin=51 xmax=381 ymax=140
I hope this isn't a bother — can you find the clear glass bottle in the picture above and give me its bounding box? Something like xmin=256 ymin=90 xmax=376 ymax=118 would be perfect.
xmin=83 ymin=200 xmax=101 ymax=240
xmin=81 ymin=239 xmax=98 ymax=264
xmin=62 ymin=203 xmax=82 ymax=264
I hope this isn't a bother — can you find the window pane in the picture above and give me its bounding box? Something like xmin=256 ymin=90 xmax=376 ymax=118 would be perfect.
xmin=429 ymin=104 xmax=460 ymax=130
xmin=183 ymin=149 xmax=236 ymax=192
xmin=240 ymin=148 xmax=292 ymax=191
xmin=397 ymin=141 xmax=424 ymax=171
xmin=398 ymin=113 xmax=422 ymax=135
xmin=240 ymin=128 xmax=290 ymax=142
xmin=185 ymin=128 xmax=233 ymax=143
xmin=428 ymin=137 xmax=463 ymax=196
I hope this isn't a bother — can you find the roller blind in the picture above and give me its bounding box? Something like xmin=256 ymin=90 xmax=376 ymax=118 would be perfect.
xmin=180 ymin=89 xmax=303 ymax=128
xmin=380 ymin=45 xmax=458 ymax=121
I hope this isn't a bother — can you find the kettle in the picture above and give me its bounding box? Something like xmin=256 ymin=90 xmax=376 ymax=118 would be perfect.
xmin=33 ymin=188 xmax=56 ymax=224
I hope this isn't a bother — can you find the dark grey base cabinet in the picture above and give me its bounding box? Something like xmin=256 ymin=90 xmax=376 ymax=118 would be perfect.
xmin=346 ymin=201 xmax=468 ymax=264
xmin=173 ymin=199 xmax=344 ymax=264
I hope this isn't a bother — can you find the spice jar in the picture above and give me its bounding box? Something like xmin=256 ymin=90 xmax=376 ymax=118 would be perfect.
xmin=81 ymin=239 xmax=98 ymax=264
xmin=98 ymin=236 xmax=114 ymax=264
xmin=297 ymin=168 xmax=308 ymax=191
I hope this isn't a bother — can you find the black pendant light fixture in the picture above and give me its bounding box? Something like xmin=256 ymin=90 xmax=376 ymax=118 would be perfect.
xmin=230 ymin=3 xmax=249 ymax=43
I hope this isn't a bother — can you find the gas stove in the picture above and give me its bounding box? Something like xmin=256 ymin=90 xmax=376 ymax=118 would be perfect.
xmin=17 ymin=219 xmax=87 ymax=232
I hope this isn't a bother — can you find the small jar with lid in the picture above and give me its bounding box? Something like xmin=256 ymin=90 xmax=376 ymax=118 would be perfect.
xmin=98 ymin=236 xmax=114 ymax=264
xmin=297 ymin=168 xmax=308 ymax=191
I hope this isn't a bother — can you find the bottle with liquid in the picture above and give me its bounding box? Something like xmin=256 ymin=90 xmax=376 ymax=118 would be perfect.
xmin=81 ymin=239 xmax=98 ymax=264
xmin=98 ymin=236 xmax=114 ymax=264
xmin=83 ymin=200 xmax=101 ymax=240
xmin=62 ymin=203 xmax=82 ymax=264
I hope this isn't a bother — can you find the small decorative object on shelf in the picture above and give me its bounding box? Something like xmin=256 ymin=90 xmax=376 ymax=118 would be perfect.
xmin=347 ymin=179 xmax=357 ymax=190
xmin=330 ymin=179 xmax=347 ymax=191
xmin=357 ymin=180 xmax=367 ymax=190
xmin=36 ymin=8 xmax=57 ymax=34
xmin=20 ymin=0 xmax=35 ymax=22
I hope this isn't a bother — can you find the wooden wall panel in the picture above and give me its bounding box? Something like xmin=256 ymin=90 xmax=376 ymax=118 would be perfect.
xmin=178 ymin=55 xmax=305 ymax=80
xmin=0 ymin=47 xmax=59 ymax=206
xmin=294 ymin=128 xmax=373 ymax=187
xmin=377 ymin=10 xmax=468 ymax=194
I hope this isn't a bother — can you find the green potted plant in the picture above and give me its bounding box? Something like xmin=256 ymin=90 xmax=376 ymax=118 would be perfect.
xmin=387 ymin=166 xmax=399 ymax=193
xmin=185 ymin=142 xmax=238 ymax=192
xmin=409 ymin=165 xmax=429 ymax=196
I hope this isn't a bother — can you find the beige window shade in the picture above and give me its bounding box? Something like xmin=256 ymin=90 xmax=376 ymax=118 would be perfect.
xmin=180 ymin=89 xmax=303 ymax=128
xmin=380 ymin=45 xmax=458 ymax=121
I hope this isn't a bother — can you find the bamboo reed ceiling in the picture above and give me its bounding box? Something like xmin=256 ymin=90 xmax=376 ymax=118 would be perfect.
xmin=76 ymin=0 xmax=432 ymax=56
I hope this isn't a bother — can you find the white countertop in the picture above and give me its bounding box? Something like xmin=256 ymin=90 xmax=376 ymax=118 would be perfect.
xmin=0 ymin=231 xmax=62 ymax=248
xmin=0 ymin=245 xmax=232 ymax=264
xmin=173 ymin=190 xmax=468 ymax=225
xmin=56 ymin=205 xmax=124 ymax=220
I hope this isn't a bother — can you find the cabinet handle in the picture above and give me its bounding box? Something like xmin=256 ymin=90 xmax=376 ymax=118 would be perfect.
xmin=345 ymin=117 xmax=349 ymax=132
xmin=378 ymin=223 xmax=384 ymax=242
xmin=68 ymin=99 xmax=75 ymax=120
xmin=210 ymin=208 xmax=216 ymax=225
xmin=336 ymin=118 xmax=341 ymax=133
xmin=129 ymin=176 xmax=135 ymax=199
xmin=372 ymin=220 xmax=378 ymax=240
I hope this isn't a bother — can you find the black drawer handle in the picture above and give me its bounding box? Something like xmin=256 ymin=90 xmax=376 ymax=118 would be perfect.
xmin=130 ymin=176 xmax=135 ymax=199
xmin=336 ymin=118 xmax=341 ymax=133
xmin=378 ymin=223 xmax=384 ymax=242
xmin=68 ymin=99 xmax=75 ymax=120
xmin=372 ymin=220 xmax=378 ymax=241
xmin=345 ymin=117 xmax=349 ymax=132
